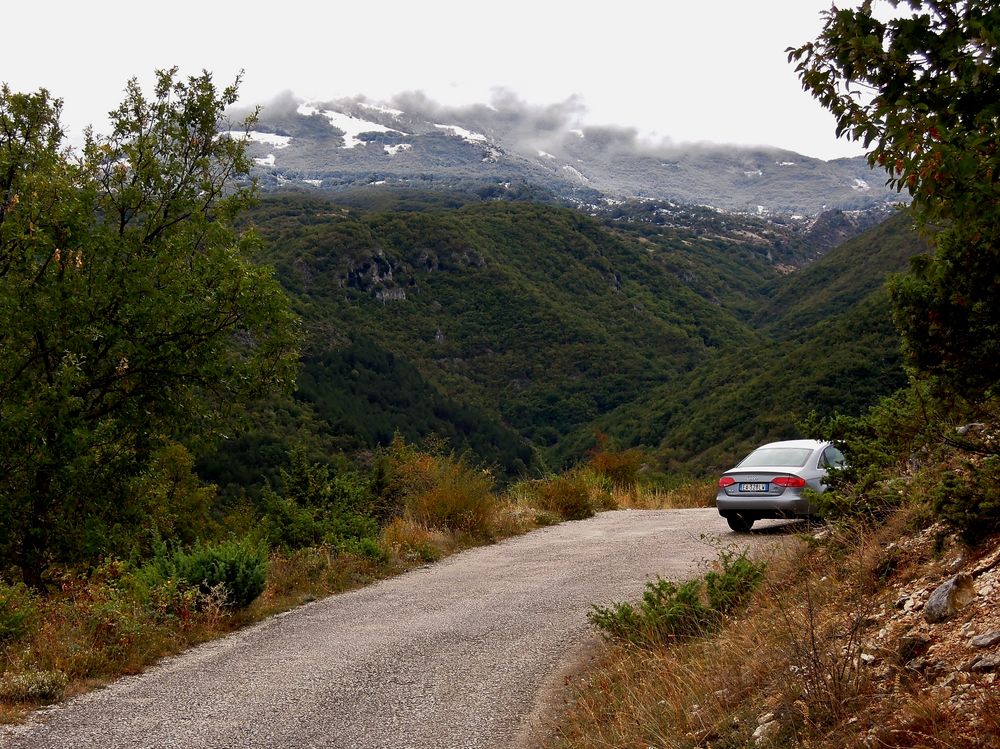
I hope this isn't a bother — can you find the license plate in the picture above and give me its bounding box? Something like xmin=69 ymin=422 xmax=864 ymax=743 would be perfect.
xmin=740 ymin=483 xmax=768 ymax=492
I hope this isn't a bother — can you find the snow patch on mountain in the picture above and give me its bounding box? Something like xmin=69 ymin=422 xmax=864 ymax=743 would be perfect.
xmin=852 ymin=178 xmax=871 ymax=191
xmin=254 ymin=154 xmax=276 ymax=167
xmin=297 ymin=103 xmax=404 ymax=148
xmin=434 ymin=124 xmax=488 ymax=144
xmin=562 ymin=165 xmax=590 ymax=183
xmin=358 ymin=102 xmax=404 ymax=116
xmin=538 ymin=150 xmax=556 ymax=159
xmin=384 ymin=144 xmax=412 ymax=156
xmin=224 ymin=131 xmax=291 ymax=149
xmin=302 ymin=179 xmax=322 ymax=186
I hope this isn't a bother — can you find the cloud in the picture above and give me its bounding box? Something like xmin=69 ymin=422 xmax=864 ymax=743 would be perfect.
xmin=228 ymin=89 xmax=300 ymax=123
xmin=380 ymin=88 xmax=688 ymax=160
xmin=241 ymin=87 xmax=787 ymax=161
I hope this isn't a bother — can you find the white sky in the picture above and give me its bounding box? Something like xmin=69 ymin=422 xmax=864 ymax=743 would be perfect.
xmin=3 ymin=0 xmax=867 ymax=160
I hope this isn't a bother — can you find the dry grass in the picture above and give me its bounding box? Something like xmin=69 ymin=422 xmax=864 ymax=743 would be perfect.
xmin=544 ymin=515 xmax=954 ymax=749
xmin=547 ymin=543 xmax=809 ymax=748
xmin=614 ymin=479 xmax=717 ymax=510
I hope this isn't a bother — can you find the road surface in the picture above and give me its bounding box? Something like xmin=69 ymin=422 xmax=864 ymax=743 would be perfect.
xmin=1 ymin=509 xmax=798 ymax=749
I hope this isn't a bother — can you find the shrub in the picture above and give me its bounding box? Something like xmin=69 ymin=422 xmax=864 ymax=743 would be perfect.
xmin=589 ymin=550 xmax=765 ymax=648
xmin=531 ymin=472 xmax=595 ymax=521
xmin=406 ymin=461 xmax=497 ymax=536
xmin=259 ymin=451 xmax=380 ymax=551
xmin=338 ymin=536 xmax=389 ymax=564
xmin=141 ymin=537 xmax=268 ymax=610
xmin=705 ymin=549 xmax=767 ymax=615
xmin=0 ymin=581 xmax=39 ymax=644
xmin=931 ymin=457 xmax=1000 ymax=544
xmin=381 ymin=436 xmax=500 ymax=537
xmin=589 ymin=577 xmax=715 ymax=648
xmin=381 ymin=517 xmax=444 ymax=563
xmin=589 ymin=447 xmax=645 ymax=489
xmin=0 ymin=670 xmax=68 ymax=703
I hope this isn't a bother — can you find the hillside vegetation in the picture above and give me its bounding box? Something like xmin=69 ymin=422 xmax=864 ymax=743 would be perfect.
xmin=199 ymin=193 xmax=922 ymax=497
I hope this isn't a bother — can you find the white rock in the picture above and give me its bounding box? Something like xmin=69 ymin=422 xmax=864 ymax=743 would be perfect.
xmin=752 ymin=720 xmax=780 ymax=745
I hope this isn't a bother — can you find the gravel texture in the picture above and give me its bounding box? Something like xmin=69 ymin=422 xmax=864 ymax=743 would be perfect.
xmin=1 ymin=509 xmax=797 ymax=749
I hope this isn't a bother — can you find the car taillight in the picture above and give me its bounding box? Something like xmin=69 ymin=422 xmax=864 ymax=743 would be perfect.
xmin=773 ymin=476 xmax=806 ymax=488
xmin=718 ymin=476 xmax=735 ymax=488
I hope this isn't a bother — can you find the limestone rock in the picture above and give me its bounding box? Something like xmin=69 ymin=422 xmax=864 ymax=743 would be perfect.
xmin=752 ymin=719 xmax=780 ymax=746
xmin=970 ymin=630 xmax=1000 ymax=649
xmin=971 ymin=654 xmax=1000 ymax=672
xmin=924 ymin=574 xmax=976 ymax=623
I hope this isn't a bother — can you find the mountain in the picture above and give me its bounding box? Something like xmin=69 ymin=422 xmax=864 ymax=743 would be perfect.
xmin=228 ymin=95 xmax=905 ymax=217
xmin=198 ymin=193 xmax=924 ymax=496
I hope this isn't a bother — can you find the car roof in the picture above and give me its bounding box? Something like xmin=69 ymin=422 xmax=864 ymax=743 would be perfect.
xmin=752 ymin=439 xmax=828 ymax=450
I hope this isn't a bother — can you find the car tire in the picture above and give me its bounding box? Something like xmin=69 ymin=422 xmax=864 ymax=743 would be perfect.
xmin=726 ymin=514 xmax=754 ymax=533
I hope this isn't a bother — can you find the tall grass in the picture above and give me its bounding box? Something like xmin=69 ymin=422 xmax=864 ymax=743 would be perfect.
xmin=613 ymin=478 xmax=717 ymax=510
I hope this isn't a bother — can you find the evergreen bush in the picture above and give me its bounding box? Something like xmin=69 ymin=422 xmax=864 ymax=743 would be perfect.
xmin=705 ymin=550 xmax=767 ymax=615
xmin=0 ymin=581 xmax=38 ymax=643
xmin=589 ymin=550 xmax=765 ymax=648
xmin=932 ymin=457 xmax=1000 ymax=544
xmin=142 ymin=537 xmax=268 ymax=610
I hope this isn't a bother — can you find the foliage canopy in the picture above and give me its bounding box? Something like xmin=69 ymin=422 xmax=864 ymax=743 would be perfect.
xmin=789 ymin=1 xmax=1000 ymax=401
xmin=0 ymin=69 xmax=299 ymax=587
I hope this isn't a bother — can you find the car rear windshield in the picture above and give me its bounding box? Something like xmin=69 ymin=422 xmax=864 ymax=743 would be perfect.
xmin=738 ymin=447 xmax=813 ymax=468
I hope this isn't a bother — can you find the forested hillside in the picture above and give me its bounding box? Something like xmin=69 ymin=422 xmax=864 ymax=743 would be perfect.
xmin=200 ymin=193 xmax=923 ymax=494
xmin=578 ymin=211 xmax=926 ymax=471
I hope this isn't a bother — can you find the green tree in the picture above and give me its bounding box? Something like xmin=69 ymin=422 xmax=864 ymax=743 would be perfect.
xmin=0 ymin=69 xmax=299 ymax=588
xmin=788 ymin=1 xmax=1000 ymax=401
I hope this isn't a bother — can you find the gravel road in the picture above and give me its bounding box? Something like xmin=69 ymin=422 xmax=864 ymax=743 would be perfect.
xmin=1 ymin=509 xmax=798 ymax=749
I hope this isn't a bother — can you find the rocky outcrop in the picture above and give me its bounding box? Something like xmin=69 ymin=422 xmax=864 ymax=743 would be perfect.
xmin=856 ymin=525 xmax=1000 ymax=743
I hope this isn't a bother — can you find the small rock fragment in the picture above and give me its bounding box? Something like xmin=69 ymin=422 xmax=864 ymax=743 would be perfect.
xmin=955 ymin=423 xmax=985 ymax=436
xmin=970 ymin=630 xmax=1000 ymax=649
xmin=971 ymin=655 xmax=1000 ymax=673
xmin=752 ymin=719 xmax=780 ymax=746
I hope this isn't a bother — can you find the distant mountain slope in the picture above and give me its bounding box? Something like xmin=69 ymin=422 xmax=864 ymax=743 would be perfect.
xmin=754 ymin=210 xmax=927 ymax=336
xmin=203 ymin=193 xmax=918 ymax=491
xmin=243 ymin=196 xmax=770 ymax=458
xmin=574 ymin=210 xmax=926 ymax=472
xmin=228 ymin=95 xmax=904 ymax=216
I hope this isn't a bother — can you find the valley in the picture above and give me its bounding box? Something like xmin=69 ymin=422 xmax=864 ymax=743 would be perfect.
xmin=201 ymin=190 xmax=922 ymax=500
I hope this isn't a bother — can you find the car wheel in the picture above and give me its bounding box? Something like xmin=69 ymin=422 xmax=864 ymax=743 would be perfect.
xmin=726 ymin=514 xmax=754 ymax=533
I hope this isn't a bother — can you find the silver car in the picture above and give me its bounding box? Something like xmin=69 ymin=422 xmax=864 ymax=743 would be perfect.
xmin=715 ymin=439 xmax=844 ymax=532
